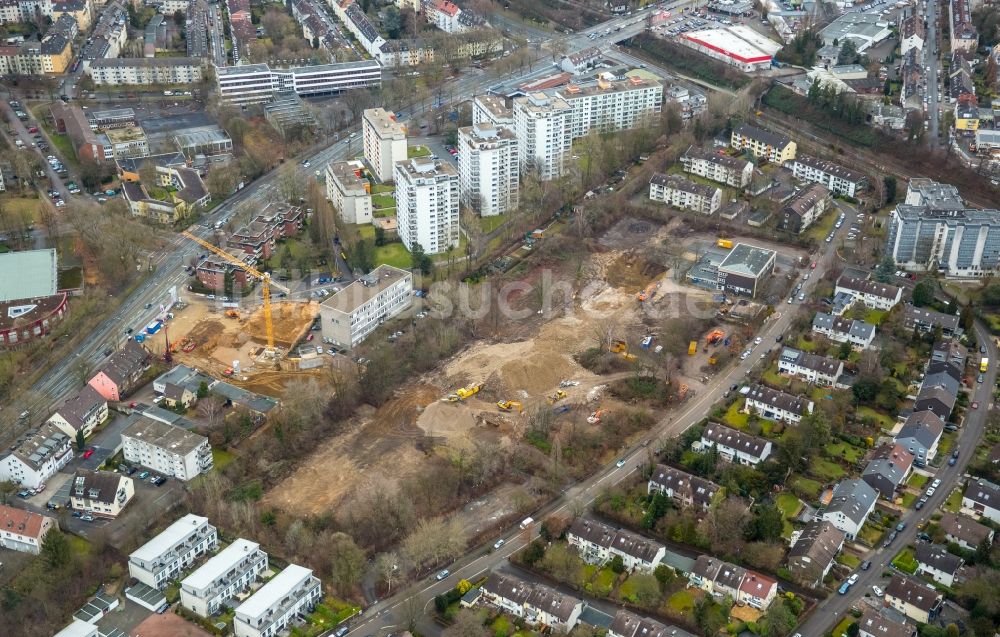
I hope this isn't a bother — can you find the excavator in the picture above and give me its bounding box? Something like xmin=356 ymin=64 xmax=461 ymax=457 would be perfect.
xmin=610 ymin=339 xmax=637 ymax=361
xmin=637 ymin=280 xmax=659 ymax=302
xmin=587 ymin=409 xmax=606 ymax=424
xmin=497 ymin=400 xmax=523 ymax=413
xmin=224 ymin=309 xmax=241 ymax=319
xmin=445 ymin=383 xmax=483 ymax=402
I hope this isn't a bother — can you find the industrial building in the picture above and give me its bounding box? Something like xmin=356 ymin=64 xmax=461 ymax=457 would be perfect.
xmin=319 ymin=265 xmax=413 ymax=350
xmin=680 ymin=25 xmax=781 ymax=72
xmin=717 ymin=243 xmax=776 ymax=298
xmin=818 ymin=12 xmax=892 ymax=53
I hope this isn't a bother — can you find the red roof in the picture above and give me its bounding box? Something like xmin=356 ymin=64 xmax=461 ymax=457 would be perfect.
xmin=436 ymin=0 xmax=460 ymax=16
xmin=0 ymin=504 xmax=50 ymax=540
xmin=682 ymin=34 xmax=771 ymax=64
xmin=739 ymin=571 xmax=776 ymax=597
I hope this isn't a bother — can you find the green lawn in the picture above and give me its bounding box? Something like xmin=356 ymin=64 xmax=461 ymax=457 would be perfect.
xmin=937 ymin=432 xmax=956 ymax=458
xmin=357 ymin=225 xmax=413 ymax=269
xmin=665 ymin=589 xmax=696 ymax=613
xmin=805 ymin=208 xmax=838 ymax=243
xmin=372 ymin=194 xmax=396 ymax=209
xmin=864 ymin=309 xmax=888 ymax=325
xmin=0 ymin=195 xmax=42 ymax=222
xmin=857 ymin=523 xmax=884 ymax=547
xmin=856 ymin=406 xmax=894 ymax=429
xmin=592 ymin=567 xmax=617 ymax=597
xmin=373 ymin=207 xmax=396 ymax=218
xmin=836 ymin=552 xmax=861 ymax=569
xmin=408 ymin=145 xmax=432 ymax=158
xmin=809 ymin=458 xmax=846 ymax=482
xmin=431 ymin=233 xmax=469 ymax=263
xmin=790 ymin=476 xmax=822 ymax=501
xmin=907 ymin=473 xmax=929 ymax=489
xmin=371 ymin=183 xmax=394 ymax=193
xmin=891 ymin=547 xmax=918 ymax=574
xmin=762 ymin=365 xmax=787 ymax=387
xmin=825 ymin=441 xmax=865 ymax=464
xmin=723 ymin=400 xmax=749 ymax=429
xmin=831 ymin=616 xmax=856 ymax=637
xmin=795 ymin=335 xmax=818 ymax=352
xmin=477 ymin=214 xmax=507 ymax=234
xmin=212 ymin=448 xmax=235 ymax=471
xmin=776 ymin=493 xmax=803 ymax=519
xmin=944 ymin=488 xmax=962 ymax=513
xmin=900 ymin=492 xmax=917 ymax=508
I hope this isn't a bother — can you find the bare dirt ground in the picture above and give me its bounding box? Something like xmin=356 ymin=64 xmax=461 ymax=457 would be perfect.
xmin=263 ymin=216 xmax=717 ymax=518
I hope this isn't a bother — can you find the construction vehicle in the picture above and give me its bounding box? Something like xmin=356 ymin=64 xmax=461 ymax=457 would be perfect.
xmin=497 ymin=400 xmax=523 ymax=413
xmin=705 ymin=329 xmax=725 ymax=345
xmin=610 ymin=339 xmax=637 ymax=361
xmin=637 ymin=280 xmax=659 ymax=302
xmin=587 ymin=409 xmax=606 ymax=424
xmin=559 ymin=380 xmax=580 ymax=388
xmin=182 ymin=231 xmax=291 ymax=354
xmin=717 ymin=238 xmax=733 ymax=249
xmin=548 ymin=389 xmax=567 ymax=403
xmin=224 ymin=310 xmax=240 ymax=319
xmin=445 ymin=383 xmax=483 ymax=402
xmin=688 ymin=340 xmax=697 ymax=356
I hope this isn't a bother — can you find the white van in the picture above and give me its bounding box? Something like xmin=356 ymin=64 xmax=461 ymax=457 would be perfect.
xmin=519 ymin=517 xmax=534 ymax=529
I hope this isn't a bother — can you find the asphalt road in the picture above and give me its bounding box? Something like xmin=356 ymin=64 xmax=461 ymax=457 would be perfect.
xmin=795 ymin=318 xmax=996 ymax=635
xmin=924 ymin=0 xmax=941 ymax=145
xmin=0 ymin=97 xmax=77 ymax=202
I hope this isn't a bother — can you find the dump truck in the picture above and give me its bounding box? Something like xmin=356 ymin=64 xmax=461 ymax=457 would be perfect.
xmin=717 ymin=238 xmax=733 ymax=249
xmin=497 ymin=400 xmax=523 ymax=413
xmin=445 ymin=383 xmax=483 ymax=402
xmin=688 ymin=341 xmax=697 ymax=355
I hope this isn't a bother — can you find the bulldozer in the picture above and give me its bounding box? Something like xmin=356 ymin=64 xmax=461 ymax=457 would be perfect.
xmin=548 ymin=389 xmax=567 ymax=403
xmin=497 ymin=400 xmax=523 ymax=413
xmin=445 ymin=383 xmax=483 ymax=402
xmin=610 ymin=340 xmax=637 ymax=361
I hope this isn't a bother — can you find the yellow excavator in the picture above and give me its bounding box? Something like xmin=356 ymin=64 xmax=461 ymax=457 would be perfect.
xmin=445 ymin=383 xmax=483 ymax=402
xmin=610 ymin=339 xmax=637 ymax=361
xmin=497 ymin=400 xmax=523 ymax=413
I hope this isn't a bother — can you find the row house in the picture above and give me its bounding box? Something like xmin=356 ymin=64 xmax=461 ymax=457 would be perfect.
xmin=680 ymin=145 xmax=753 ymax=188
xmin=834 ymin=275 xmax=902 ymax=311
xmin=787 ymin=155 xmax=867 ymax=197
xmin=480 ymin=572 xmax=583 ymax=632
xmin=821 ymin=478 xmax=878 ymax=540
xmin=861 ymin=444 xmax=914 ymax=500
xmin=812 ymin=312 xmax=877 ymax=350
xmin=962 ymin=478 xmax=1000 ymax=524
xmin=228 ymin=221 xmax=276 ymax=261
xmin=914 ymin=543 xmax=963 ymax=587
xmin=901 ymin=304 xmax=961 ymax=336
xmin=777 ymin=347 xmax=843 ymax=386
xmin=566 ymin=517 xmax=666 ymax=572
xmin=697 ymin=422 xmax=772 ymax=466
xmin=885 ymin=574 xmax=943 ymax=624
xmin=688 ymin=555 xmax=777 ymax=610
xmin=648 ymin=464 xmax=721 ymax=511
xmin=937 ymin=513 xmax=994 ymax=550
xmin=608 ymin=610 xmax=694 ymax=637
xmin=88 ymin=340 xmax=150 ymax=401
xmin=0 ymin=504 xmax=55 ymax=554
xmin=743 ymin=384 xmax=814 ymax=424
xmin=129 ymin=514 xmax=219 ymax=589
xmin=787 ymin=520 xmax=845 ymax=587
xmin=858 ymin=607 xmax=917 ymax=637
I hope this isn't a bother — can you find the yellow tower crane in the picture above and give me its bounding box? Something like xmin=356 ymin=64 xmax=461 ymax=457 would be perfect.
xmin=182 ymin=231 xmax=291 ymax=354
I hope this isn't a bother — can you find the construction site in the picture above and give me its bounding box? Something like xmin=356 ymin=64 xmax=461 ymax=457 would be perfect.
xmin=262 ymin=216 xmax=760 ymax=519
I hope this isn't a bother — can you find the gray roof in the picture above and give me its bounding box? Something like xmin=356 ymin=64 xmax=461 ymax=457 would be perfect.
xmin=649 ymin=173 xmax=720 ymax=199
xmin=825 ymin=478 xmax=878 ymax=525
xmin=914 ymin=543 xmax=962 ymax=575
xmin=702 ymin=422 xmax=770 ymax=460
xmin=0 ymin=249 xmax=57 ymax=302
xmin=209 ymin=381 xmax=278 ymax=414
xmin=734 ymin=123 xmax=791 ymax=149
xmin=862 ymin=456 xmax=908 ymax=497
xmin=884 ymin=574 xmax=942 ymax=612
xmin=95 ymin=339 xmax=149 ymax=386
xmin=70 ymin=469 xmax=127 ymax=505
xmin=790 ymin=155 xmax=866 ymax=184
xmin=649 ymin=464 xmax=720 ymax=508
xmin=52 ymin=386 xmax=106 ymax=431
xmin=779 ymin=347 xmax=842 ymax=376
xmin=896 ymin=411 xmax=945 ymax=449
xmin=913 ymin=385 xmax=956 ymax=420
xmin=812 ymin=312 xmax=876 ymax=342
xmin=682 ymin=145 xmax=752 ymax=171
xmin=836 ymin=275 xmax=901 ymax=302
xmin=745 ymin=383 xmax=811 ymax=416
xmin=783 ymin=184 xmax=830 ymax=217
xmin=963 ymin=478 xmax=1000 ymax=511
xmin=788 ymin=520 xmax=845 ymax=574
xmin=91 ymin=57 xmax=203 ymax=68
xmin=718 ymin=243 xmax=776 ymax=278
xmin=859 ymin=607 xmax=916 ymax=637
xmin=610 ymin=610 xmax=695 ymax=637
xmin=938 ymin=513 xmax=993 ymax=547
xmin=902 ymin=304 xmax=960 ymax=332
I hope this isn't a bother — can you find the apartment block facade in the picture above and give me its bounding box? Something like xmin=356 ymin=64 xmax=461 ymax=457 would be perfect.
xmin=319 ymin=265 xmax=413 ymax=350
xmin=233 ymin=564 xmax=322 ymax=637
xmin=181 ymin=538 xmax=269 ymax=617
xmin=363 ymin=107 xmax=407 ymax=183
xmin=129 ymin=514 xmax=219 ymax=589
xmin=394 ymin=157 xmax=459 ymax=255
xmin=457 ymin=123 xmax=519 ymax=217
xmin=122 ymin=416 xmax=213 ymax=481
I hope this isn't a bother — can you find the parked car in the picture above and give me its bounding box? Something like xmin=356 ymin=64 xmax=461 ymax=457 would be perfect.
xmin=435 ymin=569 xmax=450 ymax=581
xmin=860 ymin=560 xmax=871 ymax=570
xmin=81 ymin=515 xmax=95 ymax=522
xmin=896 ymin=522 xmax=906 ymax=532
xmin=138 ymin=471 xmax=149 ymax=479
xmin=82 ymin=449 xmax=94 ymax=459
xmin=872 ymin=585 xmax=884 ymax=597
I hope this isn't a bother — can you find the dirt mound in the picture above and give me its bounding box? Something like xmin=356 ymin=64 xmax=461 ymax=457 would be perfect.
xmin=243 ymin=301 xmax=318 ymax=347
xmin=479 ymin=370 xmax=509 ymax=402
xmin=605 ymin=252 xmax=667 ymax=290
xmin=445 ymin=339 xmax=580 ymax=397
xmin=186 ymin=320 xmax=225 ymax=351
xmin=233 ymin=369 xmax=326 ymax=398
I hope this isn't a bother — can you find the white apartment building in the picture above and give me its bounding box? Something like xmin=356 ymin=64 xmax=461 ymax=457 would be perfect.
xmin=363 ymin=107 xmax=407 ymax=183
xmin=698 ymin=422 xmax=772 ymax=466
xmin=87 ymin=57 xmax=203 ymax=85
xmin=835 ymin=275 xmax=903 ymax=311
xmin=69 ymin=469 xmax=135 ymax=519
xmin=319 ymin=264 xmax=413 ymax=350
xmin=787 ymin=155 xmax=868 ymax=197
xmin=743 ymin=384 xmax=814 ymax=424
xmin=557 ymin=74 xmax=663 ymax=139
xmin=457 ymin=123 xmax=519 ymax=217
xmin=394 ymin=157 xmax=459 ymax=254
xmin=46 ymin=385 xmax=108 ymax=439
xmin=680 ymin=145 xmax=753 ymax=188
xmin=214 ymin=62 xmax=382 ymax=105
xmin=0 ymin=423 xmax=72 ymax=489
xmin=215 ymin=63 xmax=276 ymax=106
xmin=648 ymin=173 xmax=722 ymax=215
xmin=0 ymin=504 xmax=55 ymax=554
xmin=180 ymin=539 xmax=269 ymax=618
xmin=233 ymin=564 xmax=323 ymax=637
xmin=513 ymin=92 xmax=573 ymax=181
xmin=129 ymin=514 xmax=219 ymax=589
xmin=777 ymin=347 xmax=844 ymax=386
xmin=473 ymin=94 xmax=513 ymax=127
xmin=121 ymin=416 xmax=214 ymax=481
xmin=326 ymin=160 xmax=373 ymax=224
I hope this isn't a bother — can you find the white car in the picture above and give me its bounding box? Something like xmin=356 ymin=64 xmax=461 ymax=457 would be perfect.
xmin=754 ymin=337 xmax=762 ymax=345
xmin=54 ymin=199 xmax=65 ymax=207
xmin=848 ymin=573 xmax=859 ymax=585
xmin=872 ymin=585 xmax=884 ymax=597
xmin=931 ymin=478 xmax=942 ymax=489
xmin=926 ymin=486 xmax=936 ymax=497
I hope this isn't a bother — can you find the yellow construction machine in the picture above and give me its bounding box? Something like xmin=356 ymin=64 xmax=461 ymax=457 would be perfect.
xmin=497 ymin=400 xmax=523 ymax=413
xmin=610 ymin=339 xmax=637 ymax=361
xmin=445 ymin=383 xmax=483 ymax=402
xmin=548 ymin=389 xmax=567 ymax=403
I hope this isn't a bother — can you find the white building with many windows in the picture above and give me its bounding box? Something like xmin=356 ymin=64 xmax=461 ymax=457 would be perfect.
xmin=180 ymin=539 xmax=269 ymax=618
xmin=69 ymin=469 xmax=135 ymax=519
xmin=556 ymin=73 xmax=663 ymax=139
xmin=698 ymin=422 xmax=772 ymax=466
xmin=214 ymin=61 xmax=382 ymax=106
xmin=233 ymin=564 xmax=323 ymax=637
xmin=457 ymin=122 xmax=519 ymax=217
xmin=649 ymin=174 xmax=722 ymax=215
xmin=319 ymin=264 xmax=413 ymax=350
xmin=777 ymin=347 xmax=844 ymax=385
xmin=121 ymin=416 xmax=213 ymax=481
xmin=215 ymin=63 xmax=275 ymax=106
xmin=363 ymin=107 xmax=407 ymax=183
xmin=680 ymin=145 xmax=753 ymax=188
xmin=0 ymin=504 xmax=55 ymax=554
xmin=129 ymin=514 xmax=219 ymax=589
xmin=87 ymin=57 xmax=204 ymax=85
xmin=326 ymin=160 xmax=373 ymax=225
xmin=0 ymin=423 xmax=72 ymax=489
xmin=513 ymin=92 xmax=573 ymax=181
xmin=394 ymin=157 xmax=459 ymax=255
xmin=787 ymin=155 xmax=868 ymax=197
xmin=473 ymin=94 xmax=513 ymax=127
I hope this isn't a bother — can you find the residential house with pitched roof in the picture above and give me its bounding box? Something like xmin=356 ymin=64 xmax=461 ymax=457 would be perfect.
xmin=862 ymin=444 xmax=914 ymax=500
xmin=479 ymin=572 xmax=583 ymax=631
xmin=69 ymin=469 xmax=135 ymax=518
xmin=46 ymin=385 xmax=108 ymax=439
xmin=0 ymin=422 xmax=72 ymax=489
xmin=885 ymin=574 xmax=943 ymax=623
xmin=962 ymin=478 xmax=1000 ymax=523
xmin=858 ymin=607 xmax=917 ymax=637
xmin=901 ymin=304 xmax=961 ymax=336
xmin=698 ymin=422 xmax=772 ymax=466
xmin=937 ymin=513 xmax=994 ymax=550
xmin=835 ymin=276 xmax=903 ymax=311
xmin=730 ymin=124 xmax=797 ymax=164
xmin=566 ymin=517 xmax=666 ymax=572
xmin=914 ymin=543 xmax=963 ymax=587
xmin=812 ymin=312 xmax=877 ymax=349
xmin=787 ymin=520 xmax=846 ymax=587
xmin=88 ymin=339 xmax=150 ymax=401
xmin=913 ymin=384 xmax=956 ymax=422
xmin=777 ymin=347 xmax=843 ymax=385
xmin=895 ymin=411 xmax=945 ymax=466
xmin=687 ymin=555 xmax=776 ymax=610
xmin=608 ymin=610 xmax=695 ymax=637
xmin=743 ymin=384 xmax=814 ymax=424
xmin=0 ymin=504 xmax=55 ymax=554
xmin=648 ymin=465 xmax=721 ymax=510
xmin=821 ymin=478 xmax=878 ymax=539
